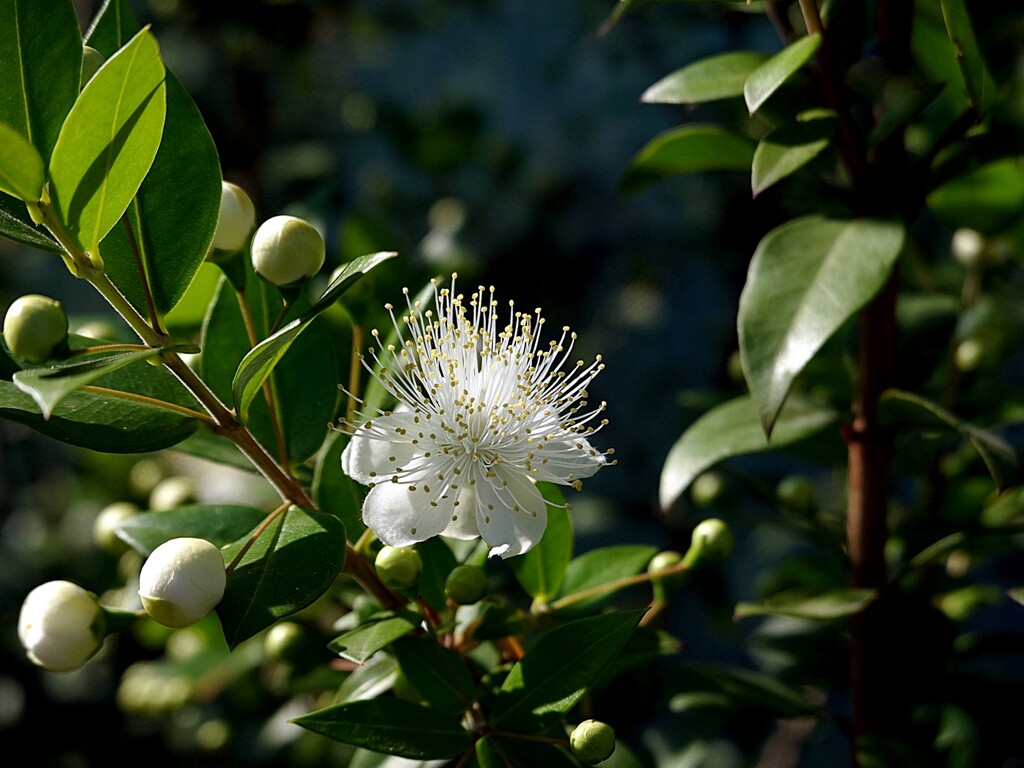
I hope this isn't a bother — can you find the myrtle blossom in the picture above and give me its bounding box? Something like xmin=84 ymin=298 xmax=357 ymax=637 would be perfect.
xmin=341 ymin=276 xmax=611 ymax=558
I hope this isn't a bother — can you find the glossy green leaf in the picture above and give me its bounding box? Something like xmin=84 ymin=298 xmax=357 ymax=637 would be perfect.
xmin=744 ymin=34 xmax=821 ymax=115
xmin=293 ymin=699 xmax=471 ymax=760
xmin=734 ymin=587 xmax=876 ymax=620
xmin=642 ymin=52 xmax=770 ymax=104
xmin=879 ymin=388 xmax=1017 ymax=490
xmin=666 ymin=662 xmax=823 ymax=718
xmin=927 ymin=157 xmax=1024 ymax=235
xmin=86 ymin=1 xmax=221 ymax=315
xmin=392 ymin=636 xmax=476 ymax=713
xmin=554 ymin=545 xmax=657 ymax=613
xmin=751 ymin=113 xmax=834 ymax=196
xmin=328 ymin=613 xmax=421 ymax=663
xmin=48 ymin=28 xmax=166 ymax=253
xmin=116 ymin=504 xmax=267 ymax=556
xmin=509 ymin=484 xmax=572 ymax=602
xmin=313 ymin=428 xmax=365 ymax=534
xmin=939 ymin=0 xmax=996 ymax=112
xmin=335 ymin=653 xmax=399 ymax=703
xmin=233 ymin=251 xmax=397 ymax=422
xmin=219 ymin=506 xmax=346 ymax=648
xmin=738 ymin=216 xmax=904 ymax=433
xmin=492 ymin=610 xmax=642 ymax=731
xmin=659 ymin=394 xmax=837 ymax=510
xmin=621 ymin=125 xmax=755 ymax=194
xmin=0 ymin=0 xmax=81 ymax=163
xmin=0 ymin=191 xmax=59 ymax=252
xmin=0 ymin=122 xmax=44 ymax=201
xmin=12 ymin=344 xmax=195 ymax=418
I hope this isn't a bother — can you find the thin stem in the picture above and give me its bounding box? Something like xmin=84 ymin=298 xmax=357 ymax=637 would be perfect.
xmin=546 ymin=560 xmax=691 ymax=612
xmin=269 ymin=300 xmax=291 ymax=335
xmin=347 ymin=325 xmax=364 ymax=425
xmin=226 ymin=501 xmax=291 ymax=575
xmin=121 ymin=213 xmax=164 ymax=335
xmin=493 ymin=731 xmax=570 ymax=746
xmin=81 ymin=385 xmax=217 ymax=424
xmin=69 ymin=343 xmax=151 ymax=356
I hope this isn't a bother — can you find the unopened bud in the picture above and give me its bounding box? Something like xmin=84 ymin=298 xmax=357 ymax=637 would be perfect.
xmin=211 ymin=181 xmax=256 ymax=254
xmin=374 ymin=545 xmax=422 ymax=590
xmin=251 ymin=215 xmax=325 ymax=287
xmin=3 ymin=295 xmax=69 ymax=364
xmin=93 ymin=501 xmax=140 ymax=555
xmin=570 ymin=720 xmax=616 ymax=765
xmin=139 ymin=538 xmax=226 ymax=628
xmin=951 ymin=228 xmax=985 ymax=268
xmin=444 ymin=564 xmax=489 ymax=605
xmin=683 ymin=518 xmax=734 ymax=568
xmin=18 ymin=581 xmax=105 ymax=672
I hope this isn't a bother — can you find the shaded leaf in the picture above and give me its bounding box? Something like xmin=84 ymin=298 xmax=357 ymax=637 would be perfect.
xmin=642 ymin=51 xmax=770 ymax=104
xmin=659 ymin=394 xmax=837 ymax=510
xmin=939 ymin=0 xmax=996 ymax=112
xmin=392 ymin=636 xmax=476 ymax=713
xmin=415 ymin=537 xmax=459 ymax=611
xmin=509 ymin=484 xmax=572 ymax=602
xmin=0 ymin=122 xmax=44 ymax=201
xmin=927 ymin=157 xmax=1024 ymax=235
xmin=554 ymin=545 xmax=657 ymax=613
xmin=621 ymin=125 xmax=755 ymax=194
xmin=116 ymin=504 xmax=267 ymax=556
xmin=744 ymin=34 xmax=821 ymax=115
xmin=0 ymin=191 xmax=59 ymax=252
xmin=313 ymin=428 xmax=365 ymax=534
xmin=734 ymin=587 xmax=876 ymax=620
xmin=335 ymin=653 xmax=399 ymax=704
xmin=666 ymin=661 xmax=823 ymax=718
xmin=751 ymin=113 xmax=834 ymax=196
xmin=738 ymin=216 xmax=904 ymax=433
xmin=328 ymin=613 xmax=421 ymax=664
xmin=476 ymin=736 xmax=579 ymax=768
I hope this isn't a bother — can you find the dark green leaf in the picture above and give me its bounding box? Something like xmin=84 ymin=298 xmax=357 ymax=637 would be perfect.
xmin=0 ymin=0 xmax=81 ymax=163
xmin=492 ymin=610 xmax=642 ymax=731
xmin=666 ymin=661 xmax=823 ymax=718
xmin=744 ymin=34 xmax=820 ymax=115
xmin=0 ymin=191 xmax=59 ymax=252
xmin=476 ymin=736 xmax=579 ymax=768
xmin=294 ymin=699 xmax=470 ymax=760
xmin=621 ymin=125 xmax=755 ymax=194
xmin=328 ymin=613 xmax=421 ymax=663
xmin=415 ymin=536 xmax=459 ymax=611
xmin=939 ymin=0 xmax=996 ymax=112
xmin=171 ymin=429 xmax=256 ymax=473
xmin=0 ymin=122 xmax=44 ymax=201
xmin=642 ymin=52 xmax=770 ymax=104
xmin=927 ymin=157 xmax=1024 ymax=235
xmin=232 ymin=251 xmax=397 ymax=422
xmin=392 ymin=636 xmax=476 ymax=713
xmin=734 ymin=587 xmax=876 ymax=620
xmin=116 ymin=504 xmax=267 ymax=556
xmin=219 ymin=506 xmax=346 ymax=648
xmin=313 ymin=428 xmax=365 ymax=534
xmin=751 ymin=113 xmax=834 ymax=196
xmin=509 ymin=484 xmax=572 ymax=602
xmin=48 ymin=28 xmax=166 ymax=252
xmin=659 ymin=394 xmax=837 ymax=510
xmin=879 ymin=388 xmax=1017 ymax=490
xmin=738 ymin=216 xmax=904 ymax=433
xmin=554 ymin=546 xmax=657 ymax=613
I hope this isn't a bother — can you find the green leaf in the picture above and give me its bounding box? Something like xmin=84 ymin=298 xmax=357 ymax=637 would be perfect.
xmin=751 ymin=113 xmax=834 ymax=196
xmin=734 ymin=587 xmax=876 ymax=620
xmin=0 ymin=0 xmax=82 ymax=163
xmin=391 ymin=636 xmax=476 ymax=713
xmin=879 ymin=388 xmax=1017 ymax=490
xmin=335 ymin=653 xmax=398 ymax=703
xmin=509 ymin=484 xmax=572 ymax=602
xmin=659 ymin=394 xmax=837 ymax=510
xmin=328 ymin=613 xmax=421 ymax=664
xmin=492 ymin=610 xmax=642 ymax=731
xmin=939 ymin=0 xmax=996 ymax=112
xmin=171 ymin=429 xmax=256 ymax=474
xmin=48 ymin=27 xmax=166 ymax=253
xmin=642 ymin=52 xmax=770 ymax=105
xmin=738 ymin=216 xmax=904 ymax=434
xmin=86 ymin=1 xmax=221 ymax=315
xmin=621 ymin=125 xmax=755 ymax=194
xmin=219 ymin=506 xmax=346 ymax=648
xmin=313 ymin=428 xmax=365 ymax=535
xmin=416 ymin=536 xmax=459 ymax=611
xmin=476 ymin=736 xmax=579 ymax=768
xmin=554 ymin=545 xmax=657 ymax=613
xmin=744 ymin=34 xmax=821 ymax=115
xmin=116 ymin=504 xmax=267 ymax=556
xmin=292 ymin=699 xmax=471 ymax=760
xmin=232 ymin=251 xmax=397 ymax=422
xmin=665 ymin=661 xmax=823 ymax=718
xmin=926 ymin=157 xmax=1024 ymax=235
xmin=0 ymin=191 xmax=59 ymax=252
xmin=0 ymin=122 xmax=44 ymax=201
xmin=12 ymin=344 xmax=195 ymax=418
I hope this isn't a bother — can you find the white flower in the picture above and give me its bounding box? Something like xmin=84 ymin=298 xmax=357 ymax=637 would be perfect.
xmin=342 ymin=276 xmax=611 ymax=558
xmin=139 ymin=537 xmax=226 ymax=628
xmin=18 ymin=581 xmax=105 ymax=672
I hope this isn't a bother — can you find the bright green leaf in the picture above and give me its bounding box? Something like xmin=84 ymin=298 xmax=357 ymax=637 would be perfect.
xmin=509 ymin=484 xmax=572 ymax=602
xmin=939 ymin=0 xmax=996 ymax=112
xmin=219 ymin=506 xmax=346 ymax=648
xmin=0 ymin=122 xmax=44 ymax=201
xmin=734 ymin=587 xmax=876 ymax=620
xmin=642 ymin=52 xmax=770 ymax=105
xmin=328 ymin=613 xmax=421 ymax=664
xmin=116 ymin=504 xmax=267 ymax=556
xmin=751 ymin=113 xmax=834 ymax=196
xmin=659 ymin=394 xmax=837 ymax=510
xmin=554 ymin=545 xmax=657 ymax=614
xmin=738 ymin=216 xmax=904 ymax=434
xmin=391 ymin=636 xmax=476 ymax=713
xmin=292 ymin=699 xmax=471 ymax=760
xmin=927 ymin=156 xmax=1024 ymax=235
xmin=744 ymin=34 xmax=821 ymax=115
xmin=335 ymin=653 xmax=398 ymax=703
xmin=621 ymin=125 xmax=755 ymax=194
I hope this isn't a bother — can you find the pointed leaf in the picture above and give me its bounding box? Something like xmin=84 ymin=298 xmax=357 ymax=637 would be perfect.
xmin=666 ymin=662 xmax=823 ymax=718
xmin=734 ymin=587 xmax=876 ymax=620
xmin=751 ymin=113 xmax=835 ymax=196
xmin=642 ymin=52 xmax=770 ymax=104
xmin=292 ymin=699 xmax=471 ymax=760
xmin=116 ymin=504 xmax=268 ymax=556
xmin=492 ymin=610 xmax=642 ymax=731
xmin=509 ymin=484 xmax=572 ymax=601
xmin=335 ymin=653 xmax=399 ymax=703
xmin=48 ymin=28 xmax=166 ymax=252
xmin=233 ymin=251 xmax=397 ymax=421
xmin=219 ymin=506 xmax=346 ymax=648
xmin=744 ymin=34 xmax=821 ymax=115
xmin=0 ymin=122 xmax=44 ymax=201
xmin=939 ymin=0 xmax=996 ymax=112
xmin=738 ymin=216 xmax=904 ymax=433
xmin=659 ymin=394 xmax=837 ymax=510
xmin=392 ymin=636 xmax=476 ymax=713
xmin=621 ymin=125 xmax=755 ymax=194
xmin=328 ymin=613 xmax=421 ymax=664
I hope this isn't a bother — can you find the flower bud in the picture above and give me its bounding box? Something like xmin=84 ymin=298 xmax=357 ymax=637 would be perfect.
xmin=776 ymin=475 xmax=816 ymax=513
xmin=18 ymin=581 xmax=104 ymax=672
xmin=374 ymin=545 xmax=422 ymax=590
xmin=251 ymin=215 xmax=325 ymax=287
xmin=951 ymin=228 xmax=985 ymax=268
xmin=148 ymin=475 xmax=196 ymax=512
xmin=691 ymin=471 xmax=726 ymax=507
xmin=444 ymin=564 xmax=489 ymax=605
xmin=648 ymin=550 xmax=686 ymax=601
xmin=93 ymin=501 xmax=140 ymax=555
xmin=3 ymin=294 xmax=69 ymax=363
xmin=211 ymin=181 xmax=256 ymax=253
xmin=570 ymin=720 xmax=616 ymax=765
xmin=139 ymin=537 xmax=226 ymax=628
xmin=264 ymin=621 xmax=306 ymax=662
xmin=684 ymin=518 xmax=734 ymax=568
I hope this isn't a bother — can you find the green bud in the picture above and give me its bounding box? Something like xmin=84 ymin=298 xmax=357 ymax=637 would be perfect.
xmin=211 ymin=181 xmax=256 ymax=254
xmin=648 ymin=550 xmax=686 ymax=601
xmin=3 ymin=294 xmax=69 ymax=363
xmin=251 ymin=215 xmax=325 ymax=287
xmin=264 ymin=621 xmax=306 ymax=662
xmin=139 ymin=537 xmax=226 ymax=628
xmin=148 ymin=476 xmax=196 ymax=511
xmin=374 ymin=545 xmax=422 ymax=590
xmin=93 ymin=501 xmax=140 ymax=555
xmin=81 ymin=45 xmax=104 ymax=87
xmin=691 ymin=471 xmax=726 ymax=507
xmin=776 ymin=475 xmax=816 ymax=513
xmin=444 ymin=564 xmax=489 ymax=605
xmin=570 ymin=720 xmax=616 ymax=765
xmin=954 ymin=338 xmax=984 ymax=372
xmin=684 ymin=518 xmax=734 ymax=568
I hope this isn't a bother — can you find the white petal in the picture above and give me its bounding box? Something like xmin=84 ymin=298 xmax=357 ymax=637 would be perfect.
xmin=528 ymin=436 xmax=606 ymax=484
xmin=474 ymin=464 xmax=548 ymax=559
xmin=341 ymin=412 xmax=421 ymax=484
xmin=361 ymin=480 xmax=455 ymax=548
xmin=440 ymin=486 xmax=480 ymax=540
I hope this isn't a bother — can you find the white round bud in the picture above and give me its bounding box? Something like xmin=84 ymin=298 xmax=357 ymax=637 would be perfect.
xmin=139 ymin=538 xmax=226 ymax=628
xmin=251 ymin=215 xmax=325 ymax=287
xmin=18 ymin=581 xmax=104 ymax=672
xmin=212 ymin=181 xmax=256 ymax=253
xmin=951 ymin=228 xmax=985 ymax=268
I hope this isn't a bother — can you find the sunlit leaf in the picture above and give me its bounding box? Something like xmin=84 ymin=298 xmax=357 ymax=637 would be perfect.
xmin=328 ymin=613 xmax=421 ymax=664
xmin=642 ymin=52 xmax=770 ymax=104
xmin=621 ymin=125 xmax=755 ymax=194
xmin=116 ymin=504 xmax=267 ymax=556
xmin=744 ymin=34 xmax=821 ymax=115
xmin=0 ymin=122 xmax=44 ymax=201
xmin=734 ymin=587 xmax=876 ymax=620
xmin=751 ymin=113 xmax=834 ymax=196
xmin=509 ymin=484 xmax=572 ymax=602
